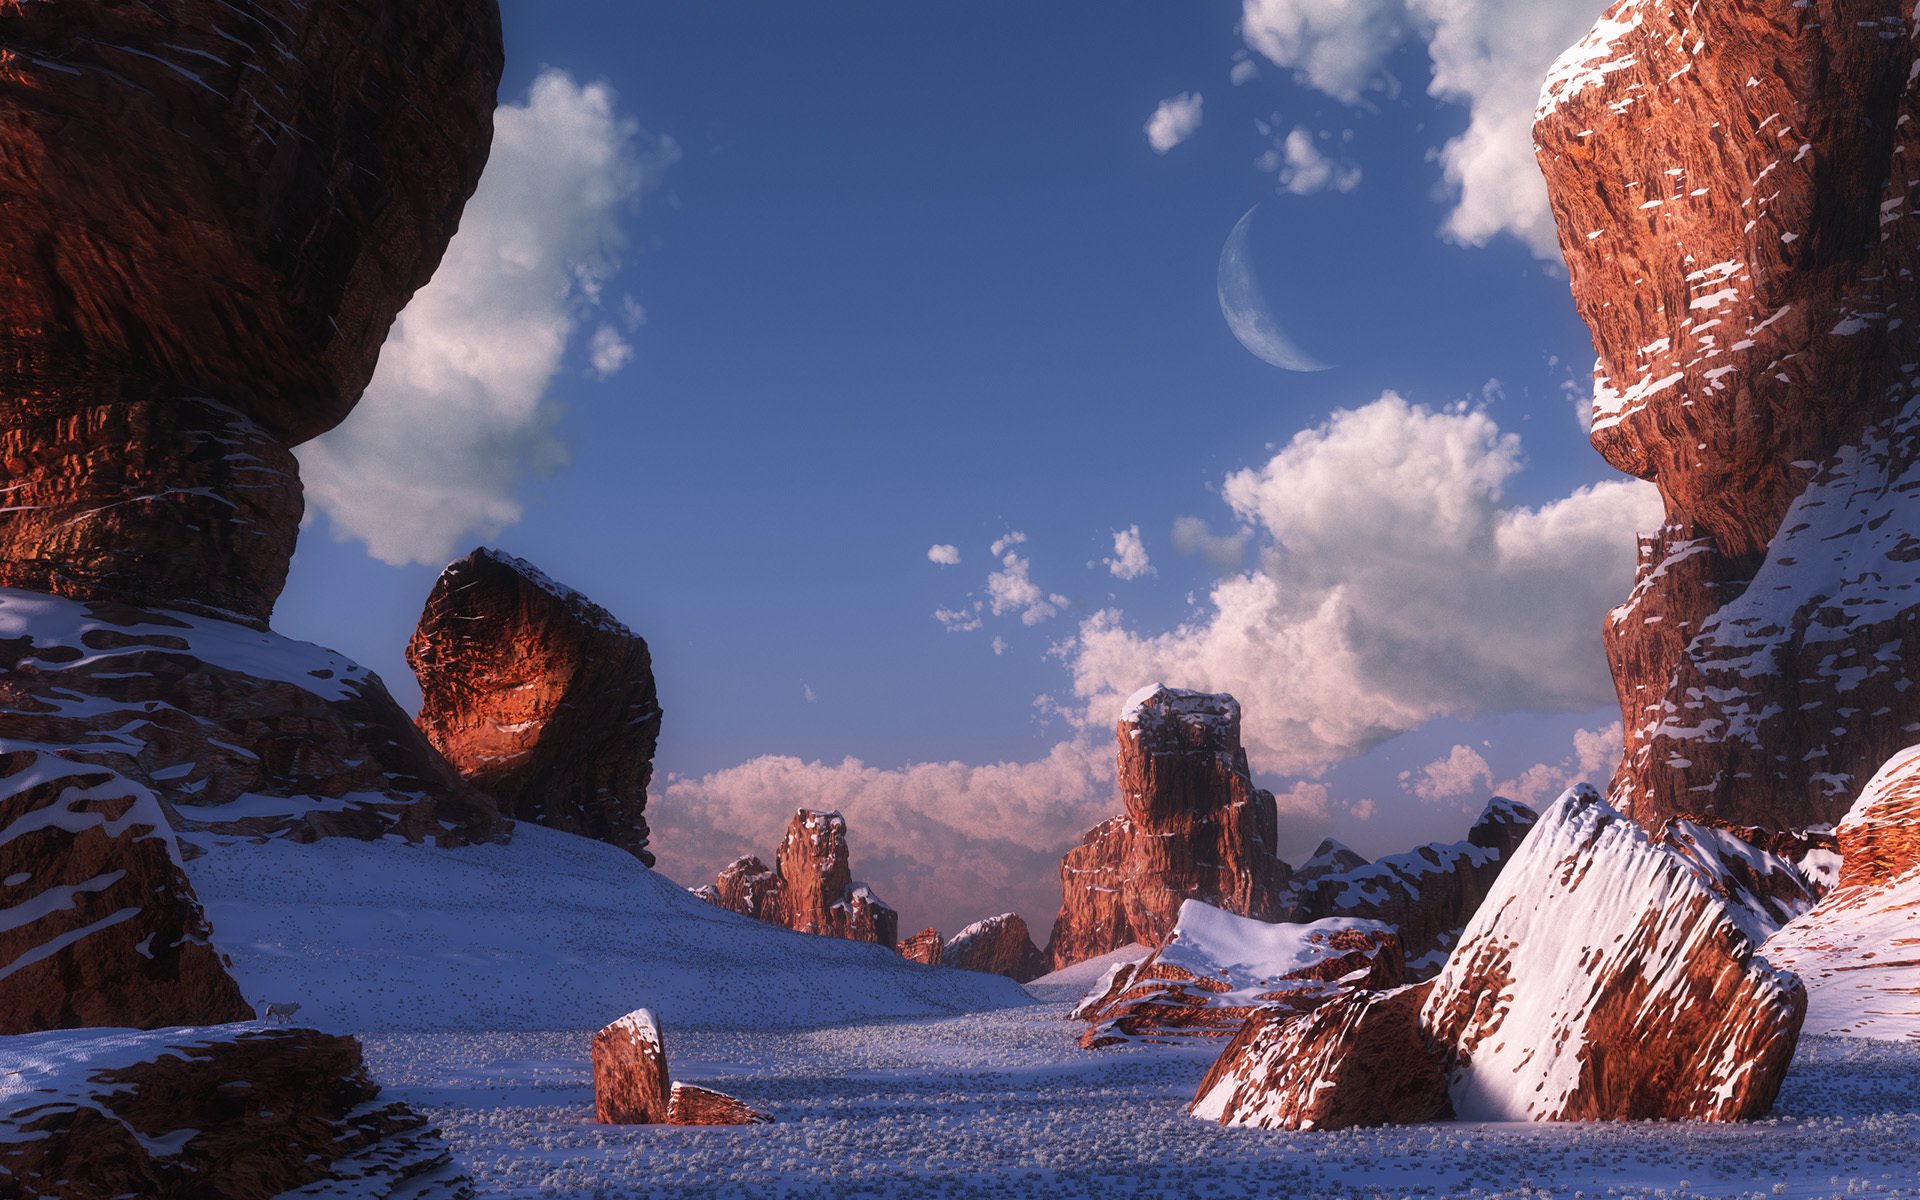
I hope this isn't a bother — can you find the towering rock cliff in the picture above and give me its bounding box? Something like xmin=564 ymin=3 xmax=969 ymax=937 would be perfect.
xmin=1536 ymin=0 xmax=1920 ymax=830
xmin=1048 ymin=686 xmax=1291 ymax=968
xmin=697 ymin=810 xmax=900 ymax=949
xmin=409 ymin=549 xmax=662 ymax=864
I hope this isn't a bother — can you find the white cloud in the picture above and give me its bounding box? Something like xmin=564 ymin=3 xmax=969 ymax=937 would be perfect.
xmin=1237 ymin=0 xmax=1606 ymax=258
xmin=1230 ymin=56 xmax=1261 ymax=86
xmin=803 ymin=683 xmax=819 ymax=704
xmin=1265 ymin=127 xmax=1363 ymax=195
xmin=1401 ymin=743 xmax=1495 ymax=802
xmin=934 ymin=603 xmax=983 ymax=633
xmin=298 ymin=70 xmax=678 ymax=566
xmin=1171 ymin=516 xmax=1251 ymax=571
xmin=991 ymin=636 xmax=1008 ymax=657
xmin=587 ymin=324 xmax=634 ymax=378
xmin=1488 ymin=719 xmax=1624 ymax=807
xmin=1105 ymin=526 xmax=1156 ymax=581
xmin=927 ymin=543 xmax=962 ymax=566
xmin=1145 ymin=91 xmax=1205 ymax=153
xmin=1064 ymin=393 xmax=1662 ymax=777
xmin=650 ymin=742 xmax=1114 ymax=935
xmin=988 ymin=550 xmax=1068 ymax=627
xmin=990 ymin=531 xmax=1028 ymax=556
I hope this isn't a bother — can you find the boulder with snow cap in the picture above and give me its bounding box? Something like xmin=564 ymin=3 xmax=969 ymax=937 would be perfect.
xmin=593 ymin=1008 xmax=672 ymax=1125
xmin=943 ymin=913 xmax=1048 ymax=982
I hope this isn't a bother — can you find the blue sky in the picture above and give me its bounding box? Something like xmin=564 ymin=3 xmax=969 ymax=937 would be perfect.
xmin=275 ymin=0 xmax=1648 ymax=932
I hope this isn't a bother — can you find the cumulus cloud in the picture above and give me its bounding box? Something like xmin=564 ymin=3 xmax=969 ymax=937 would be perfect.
xmin=1064 ymin=393 xmax=1662 ymax=777
xmin=1262 ymin=126 xmax=1363 ymax=196
xmin=1230 ymin=56 xmax=1260 ymax=86
xmin=1145 ymin=91 xmax=1205 ymax=153
xmin=988 ymin=550 xmax=1068 ymax=626
xmin=1488 ymin=719 xmax=1624 ymax=808
xmin=1237 ymin=0 xmax=1605 ymax=257
xmin=650 ymin=742 xmax=1115 ymax=934
xmin=1401 ymin=743 xmax=1495 ymax=803
xmin=298 ymin=70 xmax=678 ymax=565
xmin=1105 ymin=526 xmax=1156 ymax=581
xmin=1171 ymin=516 xmax=1251 ymax=571
xmin=927 ymin=543 xmax=962 ymax=566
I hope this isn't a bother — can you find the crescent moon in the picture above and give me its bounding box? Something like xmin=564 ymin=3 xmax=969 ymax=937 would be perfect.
xmin=1217 ymin=204 xmax=1333 ymax=373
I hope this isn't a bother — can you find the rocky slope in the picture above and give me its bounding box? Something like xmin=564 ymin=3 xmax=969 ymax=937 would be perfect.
xmin=696 ymin=810 xmax=900 ymax=949
xmin=1763 ymin=744 xmax=1920 ymax=1039
xmin=1286 ymin=798 xmax=1537 ymax=977
xmin=1049 ymin=686 xmax=1291 ymax=968
xmin=409 ymin=548 xmax=661 ymax=864
xmin=0 ymin=1025 xmax=469 ymax=1200
xmin=1536 ymin=0 xmax=1920 ymax=831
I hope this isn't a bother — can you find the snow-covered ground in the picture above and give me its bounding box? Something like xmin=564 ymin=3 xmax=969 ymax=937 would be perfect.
xmin=183 ymin=824 xmax=1920 ymax=1198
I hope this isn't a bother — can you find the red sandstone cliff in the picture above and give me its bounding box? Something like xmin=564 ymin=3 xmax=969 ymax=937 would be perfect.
xmin=409 ymin=549 xmax=661 ymax=864
xmin=1536 ymin=0 xmax=1920 ymax=831
xmin=1048 ymin=686 xmax=1291 ymax=968
xmin=697 ymin=810 xmax=900 ymax=949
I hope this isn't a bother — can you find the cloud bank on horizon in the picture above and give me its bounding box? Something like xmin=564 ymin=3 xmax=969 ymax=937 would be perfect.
xmin=299 ymin=70 xmax=677 ymax=566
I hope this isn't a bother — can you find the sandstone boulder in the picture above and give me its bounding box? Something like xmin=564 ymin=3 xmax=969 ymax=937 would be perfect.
xmin=667 ymin=1083 xmax=771 ymax=1127
xmin=0 ymin=747 xmax=252 ymax=1034
xmin=592 ymin=1008 xmax=672 ymax=1125
xmin=1190 ymin=982 xmax=1450 ymax=1132
xmin=0 ymin=1024 xmax=470 ymax=1199
xmin=1763 ymin=744 xmax=1920 ymax=1039
xmin=1536 ymin=0 xmax=1920 ymax=831
xmin=943 ymin=913 xmax=1048 ymax=982
xmin=409 ymin=548 xmax=661 ymax=864
xmin=900 ymin=927 xmax=945 ymax=966
xmin=1049 ymin=686 xmax=1291 ymax=968
xmin=1422 ymin=786 xmax=1806 ymax=1121
xmin=1073 ymin=901 xmax=1402 ymax=1049
xmin=0 ymin=0 xmax=502 ymax=625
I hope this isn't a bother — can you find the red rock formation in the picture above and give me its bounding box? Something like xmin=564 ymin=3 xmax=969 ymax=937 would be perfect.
xmin=900 ymin=927 xmax=945 ymax=966
xmin=1763 ymin=743 xmax=1920 ymax=1039
xmin=1657 ymin=817 xmax=1824 ymax=943
xmin=1190 ymin=983 xmax=1450 ymax=1132
xmin=0 ymin=589 xmax=501 ymax=847
xmin=0 ymin=748 xmax=252 ymax=1035
xmin=1048 ymin=686 xmax=1292 ymax=968
xmin=1073 ymin=902 xmax=1403 ymax=1049
xmin=943 ymin=913 xmax=1048 ymax=982
xmin=0 ymin=1025 xmax=471 ymax=1199
xmin=1535 ymin=0 xmax=1920 ymax=831
xmin=1422 ymin=786 xmax=1805 ymax=1121
xmin=592 ymin=1009 xmax=671 ymax=1125
xmin=409 ymin=549 xmax=661 ymax=864
xmin=0 ymin=0 xmax=502 ymax=625
xmin=694 ymin=810 xmax=898 ymax=949
xmin=667 ymin=1083 xmax=771 ymax=1127
xmin=1286 ymin=798 xmax=1538 ymax=978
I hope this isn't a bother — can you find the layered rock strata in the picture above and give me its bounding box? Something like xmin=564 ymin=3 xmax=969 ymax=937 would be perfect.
xmin=1073 ymin=902 xmax=1402 ymax=1049
xmin=696 ymin=810 xmax=899 ymax=949
xmin=1763 ymin=744 xmax=1920 ymax=1039
xmin=0 ymin=1025 xmax=471 ymax=1199
xmin=943 ymin=913 xmax=1048 ymax=982
xmin=901 ymin=928 xmax=945 ymax=966
xmin=0 ymin=748 xmax=251 ymax=1034
xmin=1286 ymin=798 xmax=1537 ymax=977
xmin=1536 ymin=0 xmax=1920 ymax=830
xmin=1049 ymin=686 xmax=1291 ymax=968
xmin=409 ymin=548 xmax=662 ymax=864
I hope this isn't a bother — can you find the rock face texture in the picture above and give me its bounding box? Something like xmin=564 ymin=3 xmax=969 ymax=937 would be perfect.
xmin=1191 ymin=983 xmax=1451 ymax=1132
xmin=592 ymin=1009 xmax=768 ymax=1127
xmin=1049 ymin=686 xmax=1291 ymax=968
xmin=409 ymin=549 xmax=661 ymax=864
xmin=1422 ymin=786 xmax=1806 ymax=1122
xmin=1194 ymin=788 xmax=1809 ymax=1129
xmin=0 ymin=749 xmax=252 ymax=1035
xmin=901 ymin=927 xmax=945 ymax=966
xmin=0 ymin=0 xmax=502 ymax=625
xmin=592 ymin=1009 xmax=672 ymax=1125
xmin=0 ymin=588 xmax=502 ymax=847
xmin=1073 ymin=902 xmax=1403 ymax=1049
xmin=0 ymin=1025 xmax=471 ymax=1200
xmin=1656 ymin=818 xmax=1825 ymax=944
xmin=1287 ymin=798 xmax=1538 ymax=978
xmin=696 ymin=811 xmax=899 ymax=949
xmin=1536 ymin=0 xmax=1920 ymax=831
xmin=1763 ymin=744 xmax=1920 ymax=1039
xmin=943 ymin=914 xmax=1048 ymax=982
